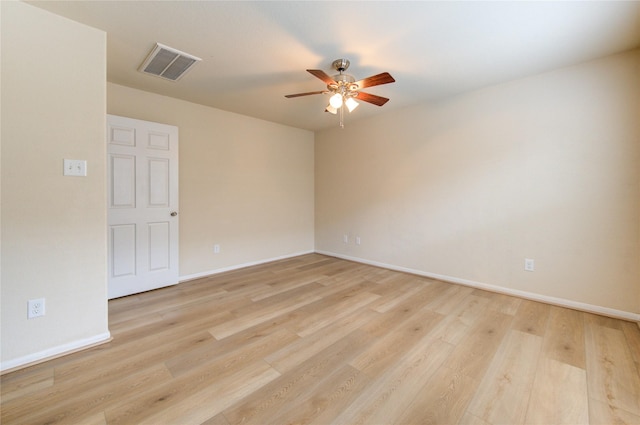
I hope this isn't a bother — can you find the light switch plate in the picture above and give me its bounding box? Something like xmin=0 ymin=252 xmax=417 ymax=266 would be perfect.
xmin=64 ymin=159 xmax=87 ymax=176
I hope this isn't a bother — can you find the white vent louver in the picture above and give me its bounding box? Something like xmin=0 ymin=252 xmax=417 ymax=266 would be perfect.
xmin=139 ymin=43 xmax=201 ymax=81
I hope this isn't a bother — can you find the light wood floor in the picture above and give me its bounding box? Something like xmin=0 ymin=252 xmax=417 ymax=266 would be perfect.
xmin=2 ymin=254 xmax=640 ymax=424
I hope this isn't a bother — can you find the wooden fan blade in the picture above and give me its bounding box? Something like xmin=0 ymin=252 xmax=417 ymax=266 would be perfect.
xmin=356 ymin=91 xmax=390 ymax=106
xmin=354 ymin=72 xmax=395 ymax=89
xmin=285 ymin=91 xmax=328 ymax=98
xmin=307 ymin=69 xmax=336 ymax=85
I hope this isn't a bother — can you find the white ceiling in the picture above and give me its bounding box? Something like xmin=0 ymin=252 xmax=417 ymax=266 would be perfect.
xmin=28 ymin=1 xmax=640 ymax=131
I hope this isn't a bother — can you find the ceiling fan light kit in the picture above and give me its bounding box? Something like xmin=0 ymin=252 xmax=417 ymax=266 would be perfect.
xmin=285 ymin=58 xmax=395 ymax=128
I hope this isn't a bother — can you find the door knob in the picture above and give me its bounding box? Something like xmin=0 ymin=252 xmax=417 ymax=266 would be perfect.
xmin=170 ymin=211 xmax=178 ymax=217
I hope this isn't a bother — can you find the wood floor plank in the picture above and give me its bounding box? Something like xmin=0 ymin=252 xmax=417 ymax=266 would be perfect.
xmin=103 ymin=358 xmax=275 ymax=424
xmin=2 ymin=254 xmax=638 ymax=425
xmin=137 ymin=360 xmax=280 ymax=425
xmin=361 ymin=266 xmax=401 ymax=284
xmin=428 ymin=284 xmax=475 ymax=315
xmin=524 ymin=357 xmax=589 ymax=424
xmin=107 ymin=310 xmax=165 ymax=335
xmin=396 ymin=365 xmax=479 ymax=425
xmin=349 ymin=308 xmax=444 ymax=375
xmin=248 ymin=274 xmax=322 ymax=301
xmin=0 ymin=367 xmax=53 ymax=403
xmin=232 ymin=281 xmax=325 ymax=317
xmin=427 ymin=312 xmax=472 ymax=346
xmin=277 ymin=364 xmax=371 ymax=425
xmin=367 ymin=276 xmax=428 ymax=313
xmin=472 ymin=289 xmax=522 ymax=316
xmin=585 ymin=319 xmax=640 ymax=416
xmin=253 ymin=281 xmax=373 ymax=335
xmin=208 ymin=284 xmax=324 ymax=339
xmin=441 ymin=309 xmax=513 ymax=381
xmin=3 ymin=362 xmax=173 ymax=425
xmin=108 ymin=286 xmax=226 ymax=325
xmin=357 ymin=280 xmax=451 ymax=338
xmin=0 ymin=332 xmax=212 ymax=415
xmin=584 ymin=311 xmax=625 ymax=330
xmin=53 ymin=326 xmax=221 ymax=383
xmin=621 ymin=320 xmax=640 ymax=371
xmin=511 ymin=299 xmax=551 ymax=336
xmin=459 ymin=412 xmax=492 ymax=425
xmin=200 ymin=413 xmax=232 ymax=425
xmin=465 ymin=330 xmax=542 ymax=424
xmin=289 ymin=289 xmax=380 ymax=337
xmin=105 ymin=306 xmax=233 ymax=349
xmin=542 ymin=305 xmax=586 ymax=369
xmin=79 ymin=411 xmax=108 ymax=425
xmin=165 ymin=327 xmax=298 ymax=378
xmin=333 ymin=338 xmax=454 ymax=425
xmin=588 ymin=397 xmax=640 ymax=425
xmin=264 ymin=308 xmax=379 ymax=374
xmin=222 ymin=330 xmax=372 ymax=425
xmin=446 ymin=293 xmax=492 ymax=327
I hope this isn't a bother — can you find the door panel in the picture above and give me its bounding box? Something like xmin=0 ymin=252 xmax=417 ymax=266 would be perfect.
xmin=107 ymin=115 xmax=179 ymax=299
xmin=148 ymin=222 xmax=170 ymax=271
xmin=111 ymin=224 xmax=136 ymax=277
xmin=148 ymin=158 xmax=170 ymax=207
xmin=109 ymin=125 xmax=136 ymax=146
xmin=148 ymin=131 xmax=170 ymax=150
xmin=110 ymin=155 xmax=136 ymax=208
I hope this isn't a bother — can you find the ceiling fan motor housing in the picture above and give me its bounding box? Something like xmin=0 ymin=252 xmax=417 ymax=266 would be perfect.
xmin=332 ymin=58 xmax=350 ymax=72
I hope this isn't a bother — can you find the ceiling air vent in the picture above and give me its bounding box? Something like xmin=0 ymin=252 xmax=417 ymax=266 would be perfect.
xmin=139 ymin=43 xmax=201 ymax=81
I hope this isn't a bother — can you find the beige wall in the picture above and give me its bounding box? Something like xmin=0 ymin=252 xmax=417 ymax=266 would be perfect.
xmin=316 ymin=49 xmax=640 ymax=317
xmin=1 ymin=2 xmax=109 ymax=369
xmin=107 ymin=83 xmax=315 ymax=279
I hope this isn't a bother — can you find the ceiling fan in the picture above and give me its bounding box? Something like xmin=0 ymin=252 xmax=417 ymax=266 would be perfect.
xmin=285 ymin=59 xmax=395 ymax=128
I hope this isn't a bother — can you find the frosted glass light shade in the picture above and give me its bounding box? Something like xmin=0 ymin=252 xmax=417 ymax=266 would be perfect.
xmin=329 ymin=93 xmax=343 ymax=108
xmin=325 ymin=105 xmax=338 ymax=114
xmin=345 ymin=97 xmax=359 ymax=112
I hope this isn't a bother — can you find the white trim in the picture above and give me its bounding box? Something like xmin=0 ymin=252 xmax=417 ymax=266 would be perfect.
xmin=179 ymin=250 xmax=315 ymax=283
xmin=1 ymin=331 xmax=112 ymax=373
xmin=316 ymin=250 xmax=640 ymax=323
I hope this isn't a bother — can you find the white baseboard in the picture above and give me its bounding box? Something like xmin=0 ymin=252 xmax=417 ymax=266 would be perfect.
xmin=179 ymin=250 xmax=315 ymax=283
xmin=316 ymin=250 xmax=640 ymax=323
xmin=1 ymin=331 xmax=112 ymax=374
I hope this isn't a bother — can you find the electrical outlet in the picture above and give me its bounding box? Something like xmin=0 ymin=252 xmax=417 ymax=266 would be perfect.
xmin=28 ymin=298 xmax=46 ymax=319
xmin=63 ymin=159 xmax=87 ymax=176
xmin=343 ymin=234 xmax=349 ymax=244
xmin=355 ymin=236 xmax=361 ymax=245
xmin=524 ymin=258 xmax=535 ymax=272
xmin=213 ymin=244 xmax=220 ymax=254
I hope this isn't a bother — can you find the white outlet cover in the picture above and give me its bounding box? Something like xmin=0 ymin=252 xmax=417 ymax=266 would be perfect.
xmin=28 ymin=298 xmax=46 ymax=319
xmin=63 ymin=159 xmax=87 ymax=176
xmin=524 ymin=258 xmax=535 ymax=272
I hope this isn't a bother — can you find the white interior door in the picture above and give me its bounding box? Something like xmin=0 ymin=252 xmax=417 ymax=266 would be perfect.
xmin=107 ymin=114 xmax=179 ymax=299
